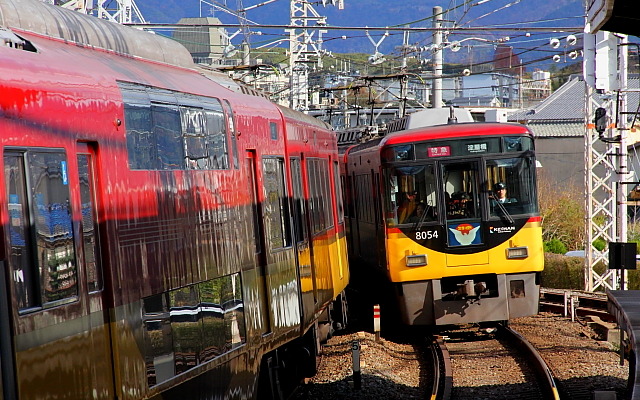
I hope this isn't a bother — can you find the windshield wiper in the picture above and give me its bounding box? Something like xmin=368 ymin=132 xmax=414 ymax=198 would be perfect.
xmin=493 ymin=199 xmax=514 ymax=225
xmin=413 ymin=204 xmax=434 ymax=231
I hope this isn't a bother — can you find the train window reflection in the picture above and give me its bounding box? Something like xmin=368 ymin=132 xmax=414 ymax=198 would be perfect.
xmin=124 ymin=103 xmax=156 ymax=169
xmin=143 ymin=293 xmax=174 ymax=386
xmin=120 ymin=82 xmax=231 ymax=171
xmin=181 ymin=107 xmax=208 ymax=170
xmin=222 ymin=274 xmax=246 ymax=350
xmin=205 ymin=108 xmax=229 ymax=169
xmin=152 ymin=104 xmax=184 ymax=170
xmin=263 ymin=157 xmax=292 ymax=248
xmin=4 ymin=151 xmax=79 ymax=311
xmin=28 ymin=152 xmax=78 ymax=305
xmin=142 ymin=276 xmax=247 ymax=387
xmin=199 ymin=280 xmax=226 ymax=362
xmin=169 ymin=286 xmax=201 ymax=374
xmin=504 ymin=136 xmax=534 ymax=152
xmin=78 ymin=154 xmax=103 ymax=292
xmin=4 ymin=154 xmax=38 ymax=310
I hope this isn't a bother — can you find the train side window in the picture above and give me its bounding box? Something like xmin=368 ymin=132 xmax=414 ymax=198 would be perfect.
xmin=151 ymin=103 xmax=184 ymax=170
xmin=77 ymin=154 xmax=103 ymax=292
xmin=333 ymin=161 xmax=344 ymax=224
xmin=204 ymin=106 xmax=229 ymax=169
xmin=122 ymin=90 xmax=156 ymax=170
xmin=4 ymin=151 xmax=78 ymax=311
xmin=289 ymin=157 xmax=308 ymax=243
xmin=321 ymin=160 xmax=334 ymax=228
xmin=262 ymin=157 xmax=292 ymax=249
xmin=222 ymin=100 xmax=239 ymax=169
xmin=307 ymin=159 xmax=323 ymax=233
xmin=5 ymin=155 xmax=38 ymax=310
xmin=180 ymin=107 xmax=209 ymax=170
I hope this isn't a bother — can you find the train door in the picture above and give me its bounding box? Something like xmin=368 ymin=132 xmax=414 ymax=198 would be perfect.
xmin=373 ymin=171 xmax=385 ymax=269
xmin=260 ymin=155 xmax=300 ymax=332
xmin=76 ymin=142 xmax=115 ymax=397
xmin=290 ymin=156 xmax=316 ymax=327
xmin=245 ymin=150 xmax=271 ymax=336
xmin=2 ymin=148 xmax=109 ymax=398
xmin=348 ymin=172 xmax=360 ymax=258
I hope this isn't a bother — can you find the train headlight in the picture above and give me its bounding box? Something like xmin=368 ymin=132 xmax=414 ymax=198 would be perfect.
xmin=406 ymin=254 xmax=427 ymax=267
xmin=507 ymin=246 xmax=528 ymax=259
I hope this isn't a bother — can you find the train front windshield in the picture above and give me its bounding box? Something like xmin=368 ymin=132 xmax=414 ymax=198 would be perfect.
xmin=383 ymin=135 xmax=538 ymax=227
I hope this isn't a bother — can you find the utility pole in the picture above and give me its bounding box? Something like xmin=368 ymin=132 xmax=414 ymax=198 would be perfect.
xmin=432 ymin=6 xmax=443 ymax=109
xmin=398 ymin=28 xmax=411 ymax=117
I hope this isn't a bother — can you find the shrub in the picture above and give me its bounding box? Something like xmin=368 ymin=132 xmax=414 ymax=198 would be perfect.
xmin=542 ymin=253 xmax=608 ymax=290
xmin=538 ymin=171 xmax=584 ymax=251
xmin=544 ymin=239 xmax=567 ymax=254
xmin=592 ymin=238 xmax=607 ymax=251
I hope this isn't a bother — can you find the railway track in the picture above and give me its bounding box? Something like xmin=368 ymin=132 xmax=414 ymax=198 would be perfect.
xmin=429 ymin=324 xmax=559 ymax=400
xmin=425 ymin=336 xmax=453 ymax=400
xmin=540 ymin=288 xmax=615 ymax=322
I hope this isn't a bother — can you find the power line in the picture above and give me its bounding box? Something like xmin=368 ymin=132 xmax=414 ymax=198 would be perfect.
xmin=126 ymin=22 xmax=582 ymax=33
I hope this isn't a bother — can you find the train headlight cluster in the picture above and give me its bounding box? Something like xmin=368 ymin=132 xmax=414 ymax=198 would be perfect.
xmin=507 ymin=246 xmax=529 ymax=259
xmin=405 ymin=254 xmax=427 ymax=267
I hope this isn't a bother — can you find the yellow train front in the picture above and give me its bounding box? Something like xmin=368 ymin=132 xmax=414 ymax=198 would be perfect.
xmin=342 ymin=122 xmax=543 ymax=326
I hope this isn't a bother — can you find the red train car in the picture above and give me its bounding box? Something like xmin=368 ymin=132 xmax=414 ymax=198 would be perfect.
xmin=0 ymin=0 xmax=348 ymax=398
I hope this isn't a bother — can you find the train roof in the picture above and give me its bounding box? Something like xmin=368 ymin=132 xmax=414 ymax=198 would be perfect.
xmin=0 ymin=0 xmax=195 ymax=69
xmin=380 ymin=122 xmax=532 ymax=147
xmin=0 ymin=0 xmax=280 ymax=101
xmin=277 ymin=104 xmax=333 ymax=131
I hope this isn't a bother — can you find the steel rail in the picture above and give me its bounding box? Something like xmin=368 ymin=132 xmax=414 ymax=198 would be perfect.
xmin=498 ymin=324 xmax=560 ymax=400
xmin=427 ymin=336 xmax=452 ymax=400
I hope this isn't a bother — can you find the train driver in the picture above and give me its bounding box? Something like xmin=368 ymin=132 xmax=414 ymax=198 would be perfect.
xmin=492 ymin=182 xmax=517 ymax=204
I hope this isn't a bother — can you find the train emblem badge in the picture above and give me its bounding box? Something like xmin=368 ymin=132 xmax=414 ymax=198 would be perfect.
xmin=448 ymin=223 xmax=481 ymax=246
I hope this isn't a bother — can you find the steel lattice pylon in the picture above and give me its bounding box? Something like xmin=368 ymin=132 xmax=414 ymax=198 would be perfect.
xmin=287 ymin=0 xmax=328 ymax=111
xmin=46 ymin=0 xmax=146 ymax=23
xmin=585 ymin=90 xmax=619 ymax=291
xmin=585 ymin=34 xmax=630 ymax=292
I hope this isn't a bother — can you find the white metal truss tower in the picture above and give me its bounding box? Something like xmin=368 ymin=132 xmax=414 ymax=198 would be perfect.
xmin=584 ymin=32 xmax=630 ymax=291
xmin=287 ymin=0 xmax=329 ymax=111
xmin=46 ymin=0 xmax=146 ymax=24
xmin=96 ymin=0 xmax=146 ymax=24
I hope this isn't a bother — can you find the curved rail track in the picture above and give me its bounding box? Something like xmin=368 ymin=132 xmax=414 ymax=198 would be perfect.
xmin=427 ymin=324 xmax=559 ymax=400
xmin=426 ymin=336 xmax=453 ymax=400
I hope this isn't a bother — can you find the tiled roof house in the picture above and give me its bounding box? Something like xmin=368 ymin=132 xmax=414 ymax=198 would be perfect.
xmin=508 ymin=74 xmax=640 ymax=191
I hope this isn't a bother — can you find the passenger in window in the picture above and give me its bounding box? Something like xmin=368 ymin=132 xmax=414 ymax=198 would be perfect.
xmin=398 ymin=191 xmax=418 ymax=223
xmin=406 ymin=202 xmax=435 ymax=223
